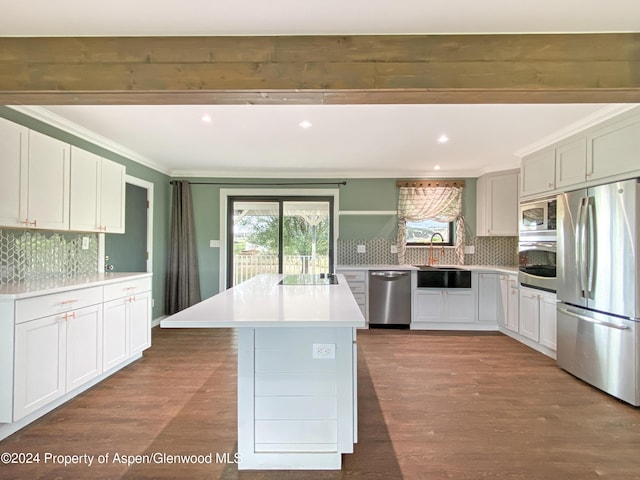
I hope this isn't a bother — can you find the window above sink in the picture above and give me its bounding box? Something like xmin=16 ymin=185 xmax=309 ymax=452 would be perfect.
xmin=406 ymin=219 xmax=454 ymax=246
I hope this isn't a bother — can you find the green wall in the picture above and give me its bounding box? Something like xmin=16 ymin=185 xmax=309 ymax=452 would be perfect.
xmin=336 ymin=177 xmax=477 ymax=239
xmin=182 ymin=176 xmax=478 ymax=299
xmin=0 ymin=107 xmax=171 ymax=319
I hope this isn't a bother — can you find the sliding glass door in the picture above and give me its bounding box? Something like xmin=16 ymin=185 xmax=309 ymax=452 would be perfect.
xmin=227 ymin=196 xmax=333 ymax=287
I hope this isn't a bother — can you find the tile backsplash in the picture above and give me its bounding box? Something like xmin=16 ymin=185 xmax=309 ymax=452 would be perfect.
xmin=0 ymin=229 xmax=99 ymax=284
xmin=338 ymin=236 xmax=518 ymax=266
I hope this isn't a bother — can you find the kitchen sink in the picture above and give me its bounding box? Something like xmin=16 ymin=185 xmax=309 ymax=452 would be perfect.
xmin=415 ymin=266 xmax=471 ymax=288
xmin=414 ymin=265 xmax=465 ymax=271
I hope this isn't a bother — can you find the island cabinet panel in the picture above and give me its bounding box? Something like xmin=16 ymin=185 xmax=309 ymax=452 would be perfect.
xmin=254 ymin=371 xmax=337 ymax=396
xmin=255 ymin=420 xmax=338 ymax=452
xmin=238 ymin=326 xmax=356 ymax=470
xmin=160 ymin=273 xmax=364 ymax=470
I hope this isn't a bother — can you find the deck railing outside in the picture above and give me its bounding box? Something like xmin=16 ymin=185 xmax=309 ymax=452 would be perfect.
xmin=233 ymin=254 xmax=330 ymax=285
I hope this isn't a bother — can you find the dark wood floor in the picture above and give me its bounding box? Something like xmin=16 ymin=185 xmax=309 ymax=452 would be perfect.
xmin=2 ymin=327 xmax=640 ymax=480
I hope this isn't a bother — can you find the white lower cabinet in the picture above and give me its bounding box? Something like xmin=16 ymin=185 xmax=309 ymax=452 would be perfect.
xmin=13 ymin=303 xmax=103 ymax=421
xmin=412 ymin=289 xmax=475 ymax=329
xmin=506 ymin=278 xmax=519 ymax=333
xmin=1 ymin=273 xmax=152 ymax=437
xmin=65 ymin=304 xmax=103 ymax=392
xmin=539 ymin=293 xmax=557 ymax=350
xmin=478 ymin=272 xmax=519 ymax=331
xmin=103 ymin=298 xmax=129 ymax=370
xmin=477 ymin=273 xmax=499 ymax=324
xmin=511 ymin=286 xmax=557 ymax=357
xmin=518 ymin=289 xmax=540 ymax=342
xmin=130 ymin=291 xmax=152 ymax=355
xmin=336 ymin=270 xmax=367 ymax=320
xmin=14 ymin=315 xmax=66 ymax=421
xmin=103 ymin=277 xmax=152 ymax=364
xmin=103 ymin=291 xmax=151 ymax=369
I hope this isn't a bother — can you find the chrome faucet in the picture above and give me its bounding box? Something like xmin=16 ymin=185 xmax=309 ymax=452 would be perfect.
xmin=428 ymin=233 xmax=445 ymax=266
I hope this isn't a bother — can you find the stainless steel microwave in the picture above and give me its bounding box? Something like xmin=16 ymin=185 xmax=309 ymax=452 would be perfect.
xmin=519 ymin=197 xmax=557 ymax=237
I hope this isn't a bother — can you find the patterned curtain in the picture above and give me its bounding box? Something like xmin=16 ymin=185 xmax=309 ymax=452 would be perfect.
xmin=396 ymin=186 xmax=465 ymax=265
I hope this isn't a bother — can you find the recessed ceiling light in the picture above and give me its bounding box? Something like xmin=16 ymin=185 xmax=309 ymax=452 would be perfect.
xmin=201 ymin=114 xmax=212 ymax=123
xmin=437 ymin=134 xmax=449 ymax=143
xmin=299 ymin=120 xmax=313 ymax=129
xmin=434 ymin=165 xmax=441 ymax=170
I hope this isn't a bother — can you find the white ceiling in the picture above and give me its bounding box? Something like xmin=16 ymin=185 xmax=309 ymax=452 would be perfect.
xmin=2 ymin=0 xmax=639 ymax=36
xmin=32 ymin=104 xmax=617 ymax=178
xmin=3 ymin=1 xmax=639 ymax=178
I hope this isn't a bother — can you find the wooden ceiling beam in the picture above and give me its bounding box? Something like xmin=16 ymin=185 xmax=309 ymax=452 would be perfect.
xmin=0 ymin=34 xmax=638 ymax=105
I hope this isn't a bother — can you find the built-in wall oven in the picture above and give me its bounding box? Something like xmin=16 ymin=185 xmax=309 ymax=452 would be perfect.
xmin=519 ymin=196 xmax=557 ymax=292
xmin=518 ymin=240 xmax=557 ymax=293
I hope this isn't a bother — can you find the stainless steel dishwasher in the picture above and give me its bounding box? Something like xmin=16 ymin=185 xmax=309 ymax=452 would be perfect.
xmin=368 ymin=270 xmax=412 ymax=326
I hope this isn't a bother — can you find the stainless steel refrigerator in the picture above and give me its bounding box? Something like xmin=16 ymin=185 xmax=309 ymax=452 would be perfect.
xmin=557 ymin=178 xmax=640 ymax=406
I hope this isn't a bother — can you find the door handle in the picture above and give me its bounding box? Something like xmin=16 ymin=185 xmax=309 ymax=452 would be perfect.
xmin=558 ymin=307 xmax=630 ymax=331
xmin=577 ymin=197 xmax=589 ymax=297
xmin=586 ymin=200 xmax=596 ymax=297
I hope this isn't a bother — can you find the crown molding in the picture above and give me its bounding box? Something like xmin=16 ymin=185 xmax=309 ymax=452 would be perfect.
xmin=514 ymin=103 xmax=639 ymax=158
xmin=169 ymin=168 xmax=486 ymax=179
xmin=7 ymin=106 xmax=171 ymax=176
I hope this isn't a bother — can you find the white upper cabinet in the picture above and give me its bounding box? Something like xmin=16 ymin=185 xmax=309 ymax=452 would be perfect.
xmin=476 ymin=170 xmax=519 ymax=236
xmin=555 ymin=137 xmax=587 ymax=190
xmin=588 ymin=113 xmax=640 ymax=183
xmin=520 ymin=148 xmax=555 ymax=198
xmin=69 ymin=147 xmax=100 ymax=231
xmin=520 ymin=107 xmax=640 ymax=198
xmin=25 ymin=130 xmax=70 ymax=230
xmin=0 ymin=120 xmax=70 ymax=230
xmin=99 ymin=158 xmax=126 ymax=233
xmin=1 ymin=118 xmax=125 ymax=233
xmin=70 ymin=147 xmax=125 ymax=233
xmin=0 ymin=118 xmax=28 ymax=227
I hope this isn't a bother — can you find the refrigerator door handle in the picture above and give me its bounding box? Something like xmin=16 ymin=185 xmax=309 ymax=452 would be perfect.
xmin=586 ymin=199 xmax=596 ymax=297
xmin=558 ymin=307 xmax=630 ymax=331
xmin=577 ymin=197 xmax=589 ymax=297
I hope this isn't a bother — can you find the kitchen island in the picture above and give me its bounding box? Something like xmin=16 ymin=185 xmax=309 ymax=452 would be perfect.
xmin=160 ymin=274 xmax=365 ymax=470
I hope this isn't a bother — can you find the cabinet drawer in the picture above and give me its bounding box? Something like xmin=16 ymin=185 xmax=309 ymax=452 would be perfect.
xmin=348 ymin=283 xmax=366 ymax=295
xmin=104 ymin=277 xmax=152 ymax=302
xmin=16 ymin=286 xmax=103 ymax=324
xmin=351 ymin=293 xmax=366 ymax=305
xmin=338 ymin=271 xmax=366 ymax=283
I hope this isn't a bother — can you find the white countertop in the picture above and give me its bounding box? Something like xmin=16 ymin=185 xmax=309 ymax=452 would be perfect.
xmin=161 ymin=274 xmax=366 ymax=329
xmin=0 ymin=272 xmax=152 ymax=300
xmin=337 ymin=264 xmax=519 ymax=275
